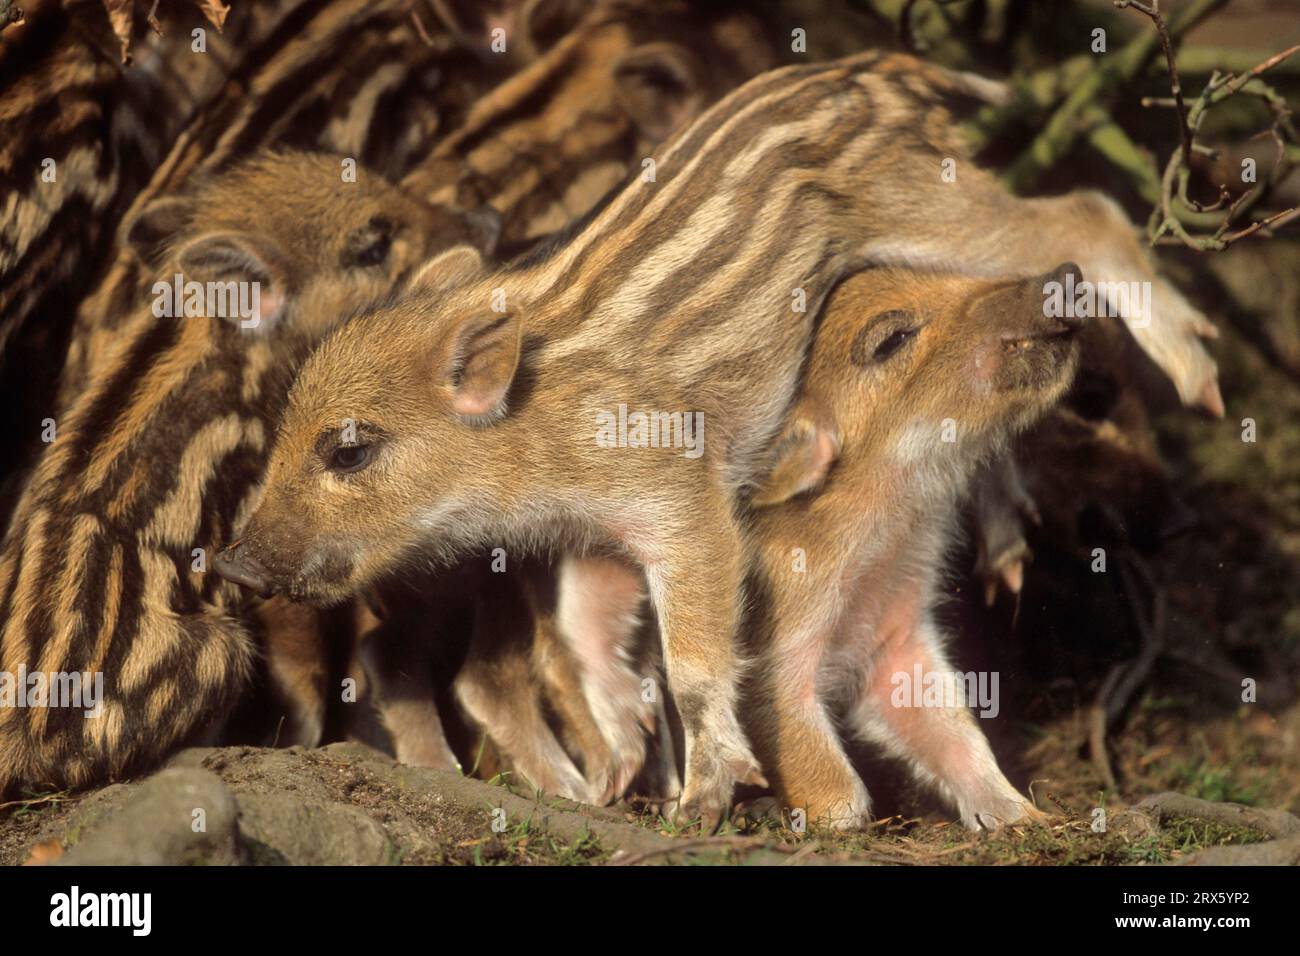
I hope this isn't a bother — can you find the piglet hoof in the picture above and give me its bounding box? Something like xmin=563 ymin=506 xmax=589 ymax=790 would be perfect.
xmin=604 ymin=720 xmax=651 ymax=800
xmin=973 ymin=460 xmax=1040 ymax=604
xmin=532 ymin=763 xmax=598 ymax=806
xmin=673 ymin=752 xmax=766 ymax=831
xmin=963 ymin=795 xmax=1049 ymax=832
xmin=394 ymin=735 xmax=462 ymax=774
xmin=1148 ymin=306 xmax=1222 ymax=416
xmin=672 ymin=781 xmax=732 ymax=832
xmin=1197 ymin=377 xmax=1225 ymax=419
xmin=586 ymin=750 xmax=643 ymax=806
xmin=612 ymin=749 xmax=645 ymax=801
xmin=672 ymin=794 xmax=728 ymax=833
xmin=589 ymin=768 xmax=617 ymax=807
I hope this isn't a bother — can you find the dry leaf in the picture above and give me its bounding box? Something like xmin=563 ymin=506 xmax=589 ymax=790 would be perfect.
xmin=101 ymin=0 xmax=134 ymax=64
xmin=22 ymin=839 xmax=64 ymax=866
xmin=194 ymin=0 xmax=229 ymax=33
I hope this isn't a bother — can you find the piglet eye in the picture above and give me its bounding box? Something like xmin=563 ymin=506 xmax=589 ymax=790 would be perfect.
xmin=328 ymin=444 xmax=372 ymax=474
xmin=873 ymin=326 xmax=917 ymax=363
xmin=342 ymin=216 xmax=395 ymax=268
xmin=851 ymin=310 xmax=919 ymax=367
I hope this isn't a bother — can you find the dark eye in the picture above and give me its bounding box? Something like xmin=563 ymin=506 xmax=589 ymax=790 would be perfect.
xmin=851 ymin=310 xmax=920 ymax=367
xmin=872 ymin=326 xmax=918 ymax=363
xmin=343 ymin=216 xmax=395 ymax=268
xmin=328 ymin=444 xmax=372 ymax=474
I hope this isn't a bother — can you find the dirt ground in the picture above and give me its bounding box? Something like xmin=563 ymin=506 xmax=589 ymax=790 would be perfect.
xmin=2 ymin=692 xmax=1297 ymax=866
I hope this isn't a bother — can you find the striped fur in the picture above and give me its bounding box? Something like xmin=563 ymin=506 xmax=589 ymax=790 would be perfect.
xmin=0 ymin=152 xmax=473 ymax=794
xmin=402 ymin=0 xmax=802 ymax=255
xmin=0 ymin=0 xmax=313 ymax=358
xmin=231 ymin=49 xmax=1221 ymax=822
xmin=1 ymin=0 xmax=508 ymax=547
xmin=0 ymin=0 xmax=517 ymax=793
xmin=357 ymin=0 xmax=806 ymax=798
xmin=57 ymin=0 xmax=507 ymax=409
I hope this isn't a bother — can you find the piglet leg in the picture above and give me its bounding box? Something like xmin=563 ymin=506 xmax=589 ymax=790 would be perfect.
xmin=554 ymin=555 xmax=655 ymax=802
xmin=849 ymin=615 xmax=1043 ymax=831
xmin=747 ymin=627 xmax=872 ymax=831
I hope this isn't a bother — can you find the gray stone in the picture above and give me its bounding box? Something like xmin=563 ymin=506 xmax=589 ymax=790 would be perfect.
xmin=234 ymin=792 xmax=395 ymax=865
xmin=57 ymin=768 xmax=241 ymax=865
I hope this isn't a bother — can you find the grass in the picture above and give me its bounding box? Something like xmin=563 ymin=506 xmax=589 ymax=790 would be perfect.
xmin=608 ymin=785 xmax=1276 ymax=866
xmin=0 ymin=788 xmax=72 ymax=817
xmin=458 ymin=815 xmax=609 ymax=865
xmin=1171 ymin=759 xmax=1271 ymax=806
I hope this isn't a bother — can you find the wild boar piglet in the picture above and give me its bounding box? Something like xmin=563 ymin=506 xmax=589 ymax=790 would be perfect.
xmin=0 ymin=151 xmax=481 ymax=794
xmin=744 ymin=263 xmax=1084 ymax=831
xmin=216 ymin=50 xmax=1218 ymax=826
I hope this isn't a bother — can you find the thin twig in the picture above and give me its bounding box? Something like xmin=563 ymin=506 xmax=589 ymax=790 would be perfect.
xmin=409 ymin=7 xmax=434 ymax=47
xmin=0 ymin=791 xmax=71 ymax=812
xmin=1116 ymin=1 xmax=1195 ymax=169
xmin=1140 ymin=33 xmax=1300 ymax=249
xmin=1219 ymin=204 xmax=1300 ymax=244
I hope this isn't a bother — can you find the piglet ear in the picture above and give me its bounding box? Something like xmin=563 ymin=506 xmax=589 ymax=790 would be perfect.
xmin=406 ymin=245 xmax=487 ymax=295
xmin=177 ymin=232 xmax=288 ymax=332
xmin=440 ymin=309 xmax=523 ymax=422
xmin=751 ymin=402 xmax=841 ymax=507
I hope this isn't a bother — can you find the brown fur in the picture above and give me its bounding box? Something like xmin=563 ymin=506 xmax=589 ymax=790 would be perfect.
xmin=0 ymin=152 xmax=481 ymax=795
xmin=57 ymin=0 xmax=508 ymax=408
xmin=402 ymin=0 xmax=803 ymax=254
xmin=221 ymin=51 xmax=1220 ymax=825
xmin=359 ymin=0 xmax=812 ymax=799
xmin=0 ymin=0 xmax=316 ymax=360
xmin=743 ymin=264 xmax=1083 ymax=830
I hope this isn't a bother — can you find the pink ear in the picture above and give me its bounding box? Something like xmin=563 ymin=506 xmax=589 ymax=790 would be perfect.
xmin=445 ymin=310 xmax=523 ymax=421
xmin=751 ymin=404 xmax=841 ymax=507
xmin=177 ymin=232 xmax=288 ymax=331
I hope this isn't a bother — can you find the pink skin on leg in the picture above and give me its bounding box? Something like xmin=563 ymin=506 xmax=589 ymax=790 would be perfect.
xmin=555 ymin=555 xmax=656 ymax=800
xmin=849 ymin=585 xmax=1040 ymax=830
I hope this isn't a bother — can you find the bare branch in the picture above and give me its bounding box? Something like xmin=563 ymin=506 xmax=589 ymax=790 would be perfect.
xmin=1138 ymin=31 xmax=1300 ymax=250
xmin=1115 ymin=1 xmax=1195 ymax=169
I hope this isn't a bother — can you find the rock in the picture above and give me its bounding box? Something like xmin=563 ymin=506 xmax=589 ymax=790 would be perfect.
xmin=1110 ymin=807 xmax=1159 ymax=841
xmin=56 ymin=768 xmax=242 ymax=865
xmin=235 ymin=793 xmax=395 ymax=865
xmin=1179 ymin=834 xmax=1300 ymax=866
